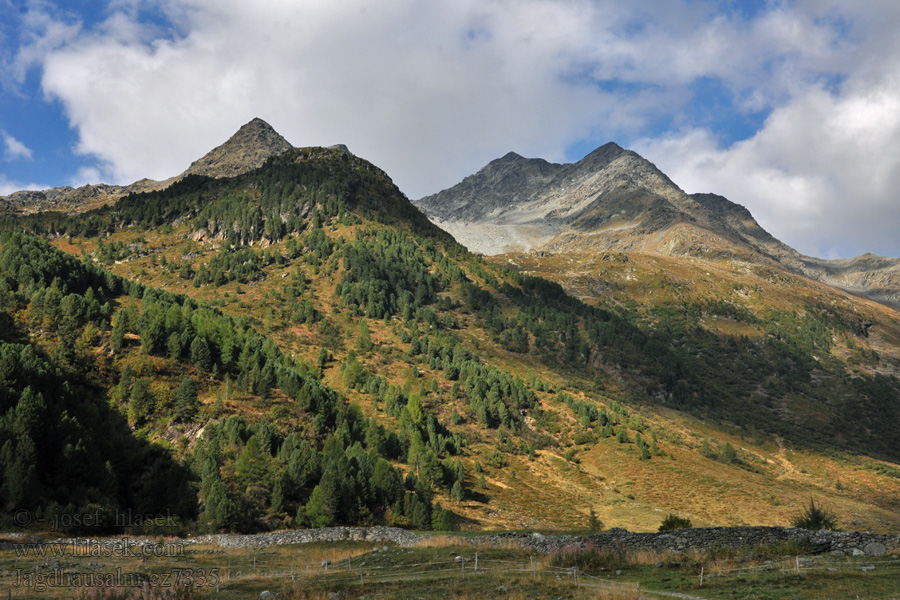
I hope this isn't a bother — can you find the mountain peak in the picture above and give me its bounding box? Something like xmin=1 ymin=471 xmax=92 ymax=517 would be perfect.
xmin=583 ymin=141 xmax=624 ymax=157
xmin=182 ymin=117 xmax=294 ymax=179
xmin=496 ymin=151 xmax=525 ymax=162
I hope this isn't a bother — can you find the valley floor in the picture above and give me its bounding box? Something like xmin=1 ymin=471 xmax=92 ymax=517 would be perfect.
xmin=2 ymin=528 xmax=900 ymax=599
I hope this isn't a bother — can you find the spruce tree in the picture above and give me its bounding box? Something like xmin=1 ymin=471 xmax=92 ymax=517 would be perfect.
xmin=191 ymin=336 xmax=214 ymax=371
xmin=450 ymin=480 xmax=465 ymax=503
xmin=174 ymin=377 xmax=199 ymax=422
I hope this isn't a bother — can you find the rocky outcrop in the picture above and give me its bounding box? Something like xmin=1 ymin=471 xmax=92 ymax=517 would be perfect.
xmin=0 ymin=184 xmax=125 ymax=214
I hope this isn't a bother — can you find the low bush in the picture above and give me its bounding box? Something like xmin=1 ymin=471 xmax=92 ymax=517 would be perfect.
xmin=658 ymin=514 xmax=693 ymax=531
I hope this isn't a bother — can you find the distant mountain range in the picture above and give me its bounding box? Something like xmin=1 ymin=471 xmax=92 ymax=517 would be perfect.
xmin=415 ymin=145 xmax=900 ymax=304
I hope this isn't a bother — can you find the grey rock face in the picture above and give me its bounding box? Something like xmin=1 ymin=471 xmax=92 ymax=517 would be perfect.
xmin=416 ymin=145 xmax=900 ymax=303
xmin=183 ymin=117 xmax=294 ymax=179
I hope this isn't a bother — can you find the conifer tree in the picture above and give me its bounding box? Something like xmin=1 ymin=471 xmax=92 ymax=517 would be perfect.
xmin=174 ymin=376 xmax=198 ymax=422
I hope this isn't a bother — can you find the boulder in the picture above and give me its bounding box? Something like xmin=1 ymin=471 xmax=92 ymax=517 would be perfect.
xmin=864 ymin=542 xmax=888 ymax=556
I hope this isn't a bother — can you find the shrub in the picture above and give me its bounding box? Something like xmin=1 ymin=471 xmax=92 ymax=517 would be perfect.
xmin=659 ymin=514 xmax=693 ymax=531
xmin=790 ymin=499 xmax=838 ymax=530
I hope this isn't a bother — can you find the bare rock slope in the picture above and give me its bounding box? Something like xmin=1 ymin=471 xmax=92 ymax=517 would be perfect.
xmin=182 ymin=117 xmax=294 ymax=179
xmin=416 ymin=146 xmax=900 ymax=304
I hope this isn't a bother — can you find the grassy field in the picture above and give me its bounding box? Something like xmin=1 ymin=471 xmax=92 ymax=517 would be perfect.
xmin=2 ymin=536 xmax=900 ymax=599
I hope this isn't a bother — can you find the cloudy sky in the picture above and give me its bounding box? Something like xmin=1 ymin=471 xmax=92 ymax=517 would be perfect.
xmin=1 ymin=0 xmax=899 ymax=259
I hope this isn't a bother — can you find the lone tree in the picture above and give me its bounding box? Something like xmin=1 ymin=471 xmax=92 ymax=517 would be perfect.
xmin=588 ymin=508 xmax=603 ymax=531
xmin=791 ymin=499 xmax=838 ymax=530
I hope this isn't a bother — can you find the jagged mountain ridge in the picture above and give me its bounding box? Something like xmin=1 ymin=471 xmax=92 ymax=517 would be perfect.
xmin=0 ymin=118 xmax=299 ymax=215
xmin=415 ymin=146 xmax=900 ymax=304
xmin=415 ymin=143 xmax=787 ymax=258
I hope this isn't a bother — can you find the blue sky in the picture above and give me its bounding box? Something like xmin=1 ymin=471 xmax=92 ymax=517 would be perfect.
xmin=2 ymin=0 xmax=900 ymax=259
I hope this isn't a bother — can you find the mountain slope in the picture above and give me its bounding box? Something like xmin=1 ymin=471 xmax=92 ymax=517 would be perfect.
xmin=2 ymin=120 xmax=900 ymax=535
xmin=416 ymin=147 xmax=900 ymax=304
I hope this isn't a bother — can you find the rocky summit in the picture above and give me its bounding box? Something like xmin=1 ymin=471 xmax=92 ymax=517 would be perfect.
xmin=182 ymin=117 xmax=294 ymax=179
xmin=416 ymin=145 xmax=900 ymax=304
xmin=0 ymin=117 xmax=295 ymax=216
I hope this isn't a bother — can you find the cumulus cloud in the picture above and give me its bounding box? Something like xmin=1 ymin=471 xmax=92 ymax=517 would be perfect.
xmin=3 ymin=132 xmax=33 ymax=160
xmin=21 ymin=1 xmax=843 ymax=192
xmin=0 ymin=174 xmax=43 ymax=196
xmin=635 ymin=4 xmax=900 ymax=258
xmin=12 ymin=0 xmax=900 ymax=257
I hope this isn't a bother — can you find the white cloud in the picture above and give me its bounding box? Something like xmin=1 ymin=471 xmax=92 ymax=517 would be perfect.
xmin=3 ymin=132 xmax=33 ymax=160
xmin=0 ymin=174 xmax=43 ymax=196
xmin=70 ymin=165 xmax=104 ymax=187
xmin=22 ymin=1 xmax=845 ymax=193
xmin=13 ymin=0 xmax=900 ymax=257
xmin=635 ymin=79 xmax=900 ymax=258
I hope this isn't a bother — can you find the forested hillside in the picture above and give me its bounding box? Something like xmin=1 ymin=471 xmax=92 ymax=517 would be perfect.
xmin=2 ymin=146 xmax=899 ymax=533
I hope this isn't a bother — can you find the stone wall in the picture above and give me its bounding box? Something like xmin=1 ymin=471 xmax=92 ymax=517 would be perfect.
xmin=469 ymin=527 xmax=900 ymax=557
xmin=183 ymin=526 xmax=424 ymax=550
xmin=3 ymin=526 xmax=897 ymax=557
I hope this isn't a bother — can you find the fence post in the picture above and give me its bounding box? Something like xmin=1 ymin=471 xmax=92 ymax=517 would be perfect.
xmin=700 ymin=566 xmax=704 ymax=586
xmin=306 ymin=557 xmax=310 ymax=576
xmin=359 ymin=566 xmax=364 ymax=585
xmin=475 ymin=552 xmax=478 ymax=572
xmin=796 ymin=556 xmax=800 ymax=575
xmin=462 ymin=558 xmax=466 ymax=579
xmin=348 ymin=554 xmax=352 ymax=569
xmin=574 ymin=568 xmax=578 ymax=587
